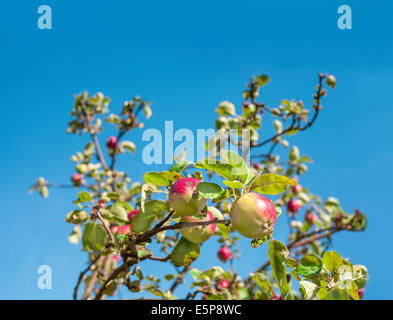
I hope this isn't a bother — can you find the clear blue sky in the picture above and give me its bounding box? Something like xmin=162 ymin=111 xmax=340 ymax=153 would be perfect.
xmin=0 ymin=0 xmax=392 ymax=300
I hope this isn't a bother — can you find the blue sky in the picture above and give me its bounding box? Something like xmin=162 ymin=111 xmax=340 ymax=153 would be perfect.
xmin=0 ymin=0 xmax=392 ymax=299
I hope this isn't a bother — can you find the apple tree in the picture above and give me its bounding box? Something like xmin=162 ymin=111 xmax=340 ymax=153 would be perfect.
xmin=31 ymin=73 xmax=368 ymax=300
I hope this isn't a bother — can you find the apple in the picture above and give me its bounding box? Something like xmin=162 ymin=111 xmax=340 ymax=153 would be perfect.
xmin=230 ymin=192 xmax=277 ymax=239
xmin=305 ymin=211 xmax=318 ymax=225
xmin=287 ymin=199 xmax=301 ymax=213
xmin=71 ymin=173 xmax=82 ymax=185
xmin=111 ymin=224 xmax=130 ymax=235
xmin=168 ymin=177 xmax=207 ymax=216
xmin=357 ymin=288 xmax=365 ymax=299
xmin=179 ymin=210 xmax=216 ymax=244
xmin=216 ymin=278 xmax=230 ymax=291
xmin=106 ymin=136 xmax=117 ymax=149
xmin=253 ymin=163 xmax=262 ymax=170
xmin=128 ymin=209 xmax=139 ymax=221
xmin=271 ymin=293 xmax=280 ymax=300
xmin=217 ymin=246 xmax=232 ymax=262
xmin=292 ymin=184 xmax=303 ymax=194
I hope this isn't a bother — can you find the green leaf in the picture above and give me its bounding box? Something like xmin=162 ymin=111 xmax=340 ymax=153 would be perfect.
xmin=170 ymin=237 xmax=200 ymax=267
xmin=107 ymin=192 xmax=120 ymax=200
xmin=65 ymin=210 xmax=88 ymax=224
xmin=121 ymin=140 xmax=136 ymax=154
xmin=131 ymin=200 xmax=168 ymax=233
xmin=109 ymin=205 xmax=128 ymax=225
xmin=189 ymin=268 xmax=203 ymax=280
xmin=299 ymin=280 xmax=318 ymax=300
xmin=76 ymin=191 xmax=92 ymax=203
xmin=251 ymin=173 xmax=296 ymax=195
xmin=255 ymin=74 xmax=270 ymax=87
xmin=217 ymin=223 xmax=230 ymax=240
xmin=268 ymin=240 xmax=289 ymax=298
xmin=223 ymin=180 xmax=243 ymax=188
xmin=295 ymin=254 xmax=323 ymax=276
xmin=114 ymin=201 xmax=134 ymax=212
xmin=321 ymin=288 xmax=349 ymax=300
xmin=223 ymin=151 xmax=249 ymax=183
xmin=216 ymin=101 xmax=235 ymax=116
xmin=197 ymin=182 xmax=225 ymax=200
xmin=285 ymin=257 xmax=298 ymax=268
xmin=322 ymin=251 xmax=344 ymax=273
xmin=82 ymin=222 xmax=108 ymax=251
xmin=160 ymin=171 xmax=184 ymax=181
xmin=353 ymin=265 xmax=368 ymax=289
xmin=146 ymin=287 xmax=165 ymax=298
xmin=144 ymin=172 xmax=170 ymax=187
xmin=194 ymin=159 xmax=236 ymax=180
xmin=170 ymin=161 xmax=193 ymax=173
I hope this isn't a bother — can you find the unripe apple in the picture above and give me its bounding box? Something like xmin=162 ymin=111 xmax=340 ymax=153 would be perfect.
xmin=217 ymin=246 xmax=232 ymax=262
xmin=106 ymin=136 xmax=117 ymax=149
xmin=292 ymin=184 xmax=303 ymax=194
xmin=305 ymin=211 xmax=318 ymax=225
xmin=230 ymin=192 xmax=277 ymax=239
xmin=128 ymin=209 xmax=139 ymax=221
xmin=179 ymin=210 xmax=216 ymax=244
xmin=253 ymin=163 xmax=262 ymax=170
xmin=271 ymin=293 xmax=280 ymax=300
xmin=287 ymin=199 xmax=301 ymax=213
xmin=168 ymin=177 xmax=207 ymax=216
xmin=111 ymin=224 xmax=130 ymax=235
xmin=357 ymin=288 xmax=365 ymax=299
xmin=216 ymin=278 xmax=230 ymax=291
xmin=71 ymin=173 xmax=82 ymax=185
xmin=118 ymin=224 xmax=131 ymax=234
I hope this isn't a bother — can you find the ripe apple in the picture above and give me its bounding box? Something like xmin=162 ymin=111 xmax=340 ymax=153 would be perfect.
xmin=168 ymin=177 xmax=207 ymax=216
xmin=106 ymin=136 xmax=117 ymax=149
xmin=128 ymin=209 xmax=139 ymax=221
xmin=179 ymin=210 xmax=216 ymax=244
xmin=217 ymin=246 xmax=232 ymax=262
xmin=287 ymin=199 xmax=301 ymax=213
xmin=292 ymin=184 xmax=303 ymax=194
xmin=230 ymin=192 xmax=277 ymax=239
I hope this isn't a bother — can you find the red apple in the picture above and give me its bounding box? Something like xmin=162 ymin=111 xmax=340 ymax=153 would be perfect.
xmin=111 ymin=224 xmax=130 ymax=235
xmin=217 ymin=246 xmax=232 ymax=262
xmin=357 ymin=288 xmax=365 ymax=299
xmin=287 ymin=199 xmax=301 ymax=213
xmin=305 ymin=211 xmax=318 ymax=225
xmin=292 ymin=184 xmax=303 ymax=194
xmin=271 ymin=293 xmax=280 ymax=300
xmin=216 ymin=278 xmax=230 ymax=291
xmin=230 ymin=192 xmax=277 ymax=239
xmin=71 ymin=173 xmax=82 ymax=185
xmin=253 ymin=163 xmax=262 ymax=170
xmin=128 ymin=209 xmax=139 ymax=221
xmin=168 ymin=177 xmax=207 ymax=216
xmin=179 ymin=210 xmax=216 ymax=243
xmin=106 ymin=136 xmax=117 ymax=149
